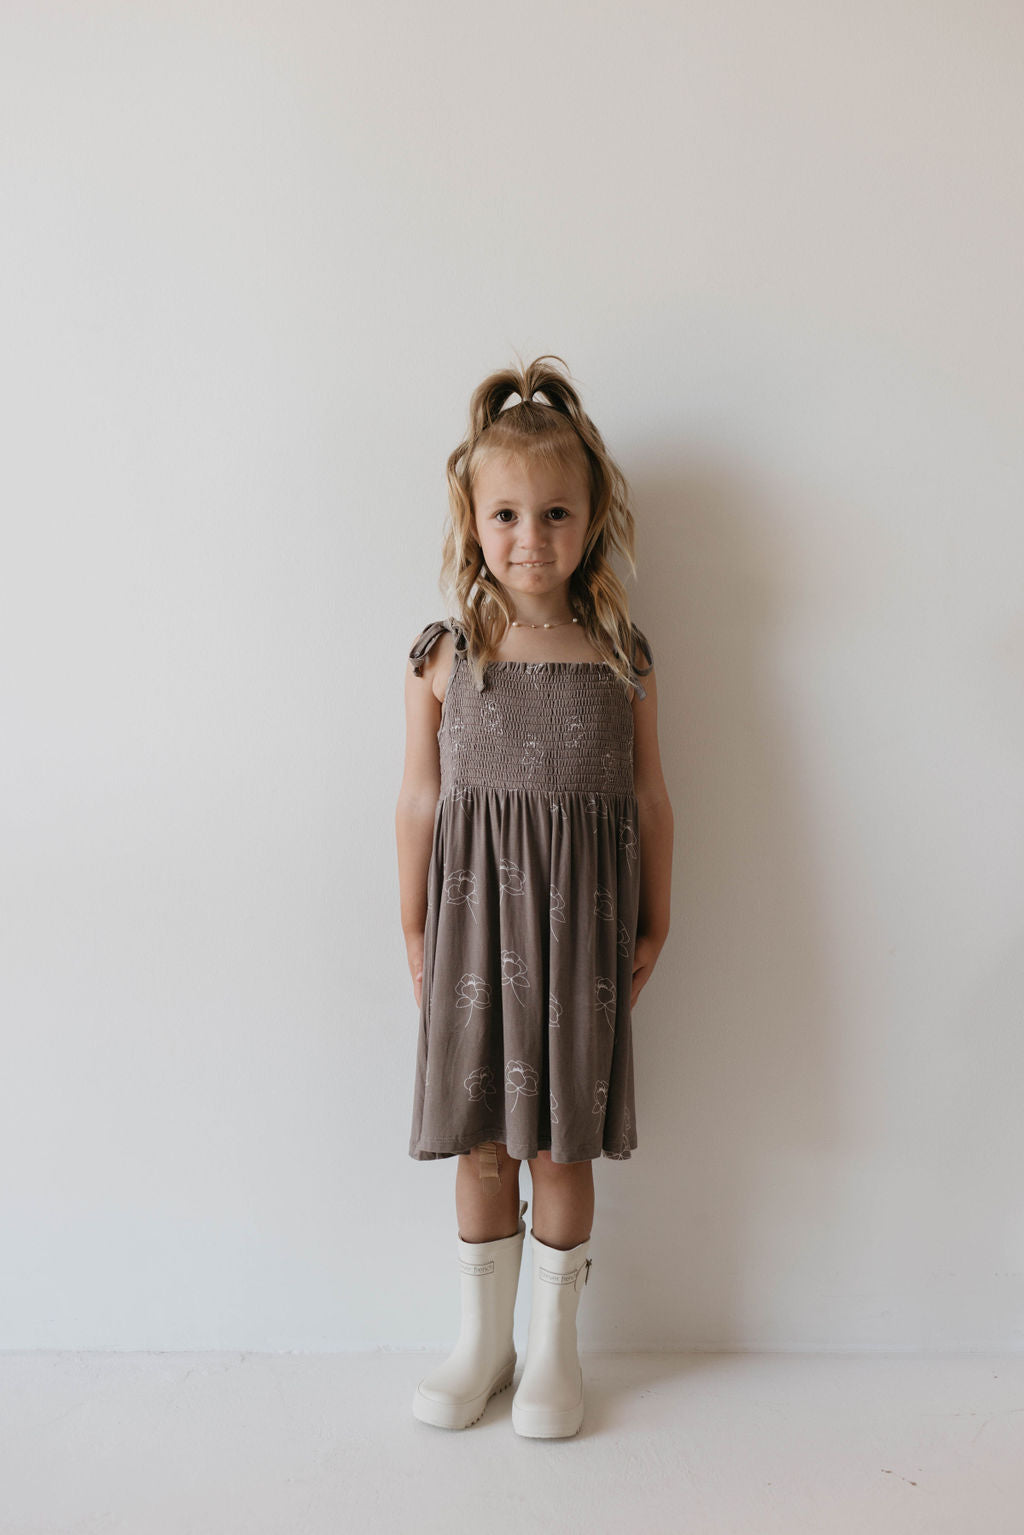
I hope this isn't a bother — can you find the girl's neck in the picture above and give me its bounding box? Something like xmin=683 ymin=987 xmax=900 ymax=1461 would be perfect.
xmin=491 ymin=612 xmax=601 ymax=665
xmin=510 ymin=609 xmax=576 ymax=627
xmin=507 ymin=587 xmax=576 ymax=628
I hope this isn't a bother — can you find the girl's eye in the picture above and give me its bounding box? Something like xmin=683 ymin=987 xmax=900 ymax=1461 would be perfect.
xmin=494 ymin=508 xmax=569 ymax=522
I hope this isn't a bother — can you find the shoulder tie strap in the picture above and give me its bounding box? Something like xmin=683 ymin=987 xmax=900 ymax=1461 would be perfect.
xmin=408 ymin=619 xmax=448 ymax=676
xmin=408 ymin=617 xmax=468 ymax=677
xmin=628 ymin=622 xmax=654 ymax=701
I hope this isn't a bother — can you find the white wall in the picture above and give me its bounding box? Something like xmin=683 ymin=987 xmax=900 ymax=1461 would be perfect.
xmin=2 ymin=0 xmax=1022 ymax=1353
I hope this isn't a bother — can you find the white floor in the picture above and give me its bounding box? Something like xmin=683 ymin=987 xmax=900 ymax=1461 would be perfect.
xmin=3 ymin=1350 xmax=1023 ymax=1534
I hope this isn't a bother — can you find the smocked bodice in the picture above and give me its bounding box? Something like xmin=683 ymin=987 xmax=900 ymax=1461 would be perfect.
xmin=409 ymin=618 xmax=653 ymax=796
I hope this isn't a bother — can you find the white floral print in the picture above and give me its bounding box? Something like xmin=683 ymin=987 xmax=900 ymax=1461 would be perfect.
xmin=549 ymin=994 xmax=563 ymax=1028
xmin=521 ymin=735 xmax=544 ymax=776
xmin=618 ymin=819 xmax=638 ymax=865
xmin=500 ymin=949 xmax=531 ymax=1005
xmin=455 ymin=972 xmax=491 ymax=1026
xmin=550 ymin=1090 xmax=559 ymax=1126
xmin=606 ymin=1104 xmax=633 ymax=1159
xmin=448 ymin=717 xmax=466 ymax=756
xmin=616 ymin=919 xmax=632 ymax=957
xmin=595 ymin=975 xmax=617 ymax=1027
xmin=505 ymin=1059 xmax=539 ymax=1110
xmin=499 ymin=858 xmax=526 ymax=899
xmin=465 ymin=1065 xmax=496 ymax=1109
xmin=564 ymin=715 xmax=585 ymax=751
xmin=449 ymin=786 xmax=476 ymax=816
xmin=444 ymin=868 xmax=479 ymax=924
xmin=585 ymin=793 xmax=609 ymax=823
xmin=549 ymin=884 xmax=566 ymax=942
xmin=481 ymin=699 xmax=504 ymax=733
xmin=594 ymin=884 xmax=615 ymax=921
xmin=592 ymin=1079 xmax=609 ymax=1118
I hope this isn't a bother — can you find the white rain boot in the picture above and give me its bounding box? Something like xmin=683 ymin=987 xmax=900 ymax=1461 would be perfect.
xmin=412 ymin=1198 xmax=529 ymax=1430
xmin=511 ymin=1228 xmax=592 ymax=1439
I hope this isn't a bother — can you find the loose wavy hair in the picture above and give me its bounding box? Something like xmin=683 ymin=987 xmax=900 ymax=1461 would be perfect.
xmin=440 ymin=352 xmax=644 ymax=694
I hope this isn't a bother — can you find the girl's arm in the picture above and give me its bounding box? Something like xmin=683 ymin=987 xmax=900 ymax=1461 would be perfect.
xmin=632 ymin=665 xmax=673 ymax=999
xmin=395 ymin=631 xmax=450 ymax=1004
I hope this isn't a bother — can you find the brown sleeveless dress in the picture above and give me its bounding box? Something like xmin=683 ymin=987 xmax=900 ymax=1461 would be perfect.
xmin=407 ymin=617 xmax=653 ymax=1166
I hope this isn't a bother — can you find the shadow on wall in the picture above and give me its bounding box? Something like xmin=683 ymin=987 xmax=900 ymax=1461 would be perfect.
xmin=599 ymin=449 xmax=842 ymax=1349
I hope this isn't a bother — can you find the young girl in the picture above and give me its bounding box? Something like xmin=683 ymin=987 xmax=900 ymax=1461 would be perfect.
xmin=396 ymin=354 xmax=673 ymax=1438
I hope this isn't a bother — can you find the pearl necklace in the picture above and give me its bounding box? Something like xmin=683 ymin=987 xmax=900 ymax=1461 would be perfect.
xmin=510 ymin=617 xmax=579 ymax=629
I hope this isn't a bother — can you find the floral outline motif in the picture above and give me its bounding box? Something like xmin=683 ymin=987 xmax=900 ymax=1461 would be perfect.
xmin=618 ymin=819 xmax=638 ymax=865
xmin=592 ymin=1079 xmax=609 ymax=1118
xmin=480 ymin=699 xmax=504 ymax=733
xmin=499 ymin=858 xmax=526 ymax=900
xmin=455 ymin=972 xmax=491 ymax=1027
xmin=448 ymin=717 xmax=467 ymax=756
xmin=522 ymin=662 xmax=545 ymax=691
xmin=549 ymin=884 xmax=566 ymax=943
xmin=444 ymin=868 xmax=480 ymax=924
xmin=606 ymin=1104 xmax=633 ymax=1159
xmin=595 ymin=975 xmax=617 ymax=1027
xmin=449 ymin=786 xmax=476 ymax=816
xmin=585 ymin=793 xmax=609 ymax=824
xmin=521 ymin=735 xmax=544 ymax=777
xmin=594 ymin=884 xmax=615 ymax=921
xmin=500 ymin=949 xmax=531 ymax=1006
xmin=549 ymin=994 xmax=563 ymax=1028
xmin=564 ymin=715 xmax=585 ymax=752
xmin=616 ymin=919 xmax=632 ymax=957
xmin=505 ymin=1059 xmax=539 ymax=1111
xmin=550 ymin=1090 xmax=559 ymax=1126
xmin=465 ymin=1066 xmax=496 ymax=1109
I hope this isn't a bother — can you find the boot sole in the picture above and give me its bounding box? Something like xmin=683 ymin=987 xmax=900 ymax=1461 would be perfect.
xmin=511 ymin=1395 xmax=584 ymax=1439
xmin=412 ymin=1357 xmax=516 ymax=1430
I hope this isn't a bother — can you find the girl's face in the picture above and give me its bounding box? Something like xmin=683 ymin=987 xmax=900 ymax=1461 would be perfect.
xmin=471 ymin=451 xmax=591 ymax=604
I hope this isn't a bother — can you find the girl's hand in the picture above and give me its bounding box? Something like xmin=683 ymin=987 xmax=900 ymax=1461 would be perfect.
xmin=631 ymin=933 xmax=663 ymax=1008
xmin=407 ymin=935 xmax=425 ymax=1010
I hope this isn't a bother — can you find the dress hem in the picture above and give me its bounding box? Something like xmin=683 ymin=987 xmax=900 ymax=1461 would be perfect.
xmin=409 ymin=1134 xmax=637 ymax=1164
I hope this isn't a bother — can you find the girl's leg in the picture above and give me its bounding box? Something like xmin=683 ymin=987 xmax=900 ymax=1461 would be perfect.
xmin=455 ymin=1142 xmax=522 ymax=1241
xmin=526 ymin=1151 xmax=594 ymax=1249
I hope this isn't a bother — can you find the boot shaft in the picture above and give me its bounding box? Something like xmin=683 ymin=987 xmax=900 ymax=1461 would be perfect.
xmin=524 ymin=1229 xmax=592 ymax=1344
xmin=452 ymin=1201 xmax=529 ymax=1330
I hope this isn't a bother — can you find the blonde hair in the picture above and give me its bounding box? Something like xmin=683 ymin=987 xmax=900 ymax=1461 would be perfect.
xmin=439 ymin=352 xmax=645 ymax=694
